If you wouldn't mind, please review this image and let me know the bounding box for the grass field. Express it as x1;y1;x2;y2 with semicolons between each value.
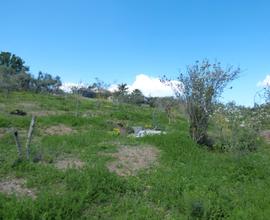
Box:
1;92;270;219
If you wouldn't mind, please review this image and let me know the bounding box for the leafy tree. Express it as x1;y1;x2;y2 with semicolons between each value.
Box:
263;86;270;104
0;66;17;94
117;83;129;95
76;86;97;98
112;83;129;103
16;71;34;91
129;89;145;105
88;78;111;99
0;51;62;94
0;51;29;72
34;71;62;93
163;59;240;145
0;52;33;93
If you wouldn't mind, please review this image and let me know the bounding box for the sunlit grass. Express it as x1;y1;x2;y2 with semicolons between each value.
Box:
0;92;270;219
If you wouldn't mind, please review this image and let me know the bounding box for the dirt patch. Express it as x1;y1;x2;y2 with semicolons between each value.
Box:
16;102;41;112
0;103;6;111
54;158;85;170
44;124;74;136
30;110;67;117
107;145;159;176
0;178;36;199
260;130;270;142
18;102;40;109
0;128;6;139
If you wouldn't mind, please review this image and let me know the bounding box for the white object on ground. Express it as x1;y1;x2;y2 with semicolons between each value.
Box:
135;129;166;137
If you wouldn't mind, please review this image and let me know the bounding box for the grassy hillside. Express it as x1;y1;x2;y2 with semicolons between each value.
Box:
0;92;270;219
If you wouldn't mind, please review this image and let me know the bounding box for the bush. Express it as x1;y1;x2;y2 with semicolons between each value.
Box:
162;59;240;146
211;103;261;152
190;201;204;219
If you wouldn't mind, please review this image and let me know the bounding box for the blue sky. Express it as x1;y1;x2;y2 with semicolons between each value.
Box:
1;0;270;106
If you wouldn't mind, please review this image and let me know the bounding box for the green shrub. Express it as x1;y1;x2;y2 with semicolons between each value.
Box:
210;105;261;152
190;201;204;219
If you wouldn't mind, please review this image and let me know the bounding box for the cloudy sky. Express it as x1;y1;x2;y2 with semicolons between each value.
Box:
1;0;270;106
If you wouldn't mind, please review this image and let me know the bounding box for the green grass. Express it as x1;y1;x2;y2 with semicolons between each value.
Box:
1;92;270;219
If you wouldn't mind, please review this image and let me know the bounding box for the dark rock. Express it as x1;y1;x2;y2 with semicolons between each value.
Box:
10;109;27;116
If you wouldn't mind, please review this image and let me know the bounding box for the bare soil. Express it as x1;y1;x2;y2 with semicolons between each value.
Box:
0;178;36;199
30;111;59;117
0;128;6;139
260;130;270;142
44;124;74;136
18;102;40;110
107;145;159;176
0;103;6;111
54;158;85;170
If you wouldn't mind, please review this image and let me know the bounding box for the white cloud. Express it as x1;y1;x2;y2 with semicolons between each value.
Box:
60;82;87;93
108;84;118;92
109;74;181;97
257;75;270;87
61;74;182;97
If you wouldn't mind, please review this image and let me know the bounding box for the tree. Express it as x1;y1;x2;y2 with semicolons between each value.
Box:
34;71;62;93
129;89;145;105
263;86;270;104
0;66;18;94
117;83;129;95
0;52;33;93
89;78;111;99
0;51;29;72
112;83;129;103
163;59;240;145
0;51;62;94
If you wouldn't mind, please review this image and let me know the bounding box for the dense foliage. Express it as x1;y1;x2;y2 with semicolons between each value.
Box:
0;52;62;94
210;102;263;152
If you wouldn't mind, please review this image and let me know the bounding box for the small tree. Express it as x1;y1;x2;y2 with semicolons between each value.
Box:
129;89;145;105
164;60;240;145
113;83;129;103
34;71;62;93
89;78;110;99
117;83;128;95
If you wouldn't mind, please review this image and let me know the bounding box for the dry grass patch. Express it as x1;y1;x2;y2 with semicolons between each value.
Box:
0;103;5;111
30;110;58;117
260;130;270;142
54;157;85;170
107;145;159;176
16;102;41;111
0;178;36;199
44;124;74;136
0;128;6;139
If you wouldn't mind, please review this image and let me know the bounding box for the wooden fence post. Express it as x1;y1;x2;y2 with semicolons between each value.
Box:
25;116;36;160
13;130;22;160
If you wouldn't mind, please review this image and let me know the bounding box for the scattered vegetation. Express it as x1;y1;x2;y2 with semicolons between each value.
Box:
0;91;270;219
1;52;270;219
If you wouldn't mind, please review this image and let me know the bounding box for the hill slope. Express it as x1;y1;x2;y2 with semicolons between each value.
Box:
0;92;270;219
